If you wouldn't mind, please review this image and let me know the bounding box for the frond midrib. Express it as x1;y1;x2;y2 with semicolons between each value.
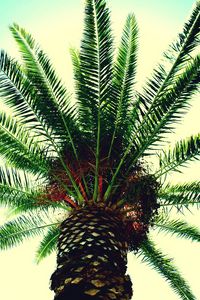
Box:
128;58;200;168
155;133;200;178
108;15;136;159
36;230;59;262
93;0;102;201
0;113;48;173
1;222;59;240
143;5;200;114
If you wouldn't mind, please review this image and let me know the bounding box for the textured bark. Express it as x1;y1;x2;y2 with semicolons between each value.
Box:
50;203;133;300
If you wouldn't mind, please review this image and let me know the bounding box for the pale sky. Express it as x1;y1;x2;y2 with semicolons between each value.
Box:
0;1;200;300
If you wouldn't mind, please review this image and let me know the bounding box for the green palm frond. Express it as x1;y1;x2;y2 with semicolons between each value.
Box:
131;1;200;125
70;46;99;151
153;215;200;242
159;194;200;210
70;47;81;107
0;1;199;298
8;25;88;202
107;13;138;157
124;1;200;161
161;181;200;194
0;50;58;150
140;238;196;300
155;133;200;178
78;0;113;131
0;164;33;187
158;181;200;210
0;111;49;175
163;1;200;68
0;168;71;215
0;164;38;209
128;55;200;162
9;23;80;153
35;226;60;263
0;214;59;250
104;56;200;200
70;47;95;137
0;165;68;215
78;0;113;200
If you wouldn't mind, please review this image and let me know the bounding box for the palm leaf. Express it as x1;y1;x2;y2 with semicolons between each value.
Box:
35;226;59;263
0;167;67;216
0;53;84;201
0;164;33;187
9;24;82;160
107;13;138;157
79;0;113;200
131;1;200;127
70;47;95;137
162;181;200;193
154;215;200;242
155;133;200;177
0;111;49;175
0;165;39;209
70;47;82;118
78;0;113;129
9;25;86;200
0;50;58;150
104;56;200;200
128;55;200;161
163;1;200;69
0;214;59;250
140;238;196;300
124;2;200;161
158;181;200;210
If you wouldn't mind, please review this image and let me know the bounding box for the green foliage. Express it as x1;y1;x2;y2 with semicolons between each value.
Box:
0;0;199;203
107;14;138;157
127;55;200;164
78;0;113;133
0;50;58;151
0;165;68;216
78;0;114;200
0;111;49;175
7;24;85;191
0;213;59;250
131;0;200;127
163;181;200;194
0;165;39;211
9;23;78;148
156;133;200;177
140;238;196;300
36;226;60;263
124;0;200;166
0;1;199;298
158;181;200;210
154;215;200;242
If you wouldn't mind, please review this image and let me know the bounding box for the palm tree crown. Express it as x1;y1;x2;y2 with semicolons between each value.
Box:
0;0;200;299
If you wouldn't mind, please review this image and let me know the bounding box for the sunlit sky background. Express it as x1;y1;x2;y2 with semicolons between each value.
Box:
0;0;200;299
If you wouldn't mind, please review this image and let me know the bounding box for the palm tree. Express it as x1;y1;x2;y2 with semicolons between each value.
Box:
0;0;200;299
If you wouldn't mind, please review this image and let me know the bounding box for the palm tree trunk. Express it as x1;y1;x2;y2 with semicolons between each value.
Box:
50;203;133;300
